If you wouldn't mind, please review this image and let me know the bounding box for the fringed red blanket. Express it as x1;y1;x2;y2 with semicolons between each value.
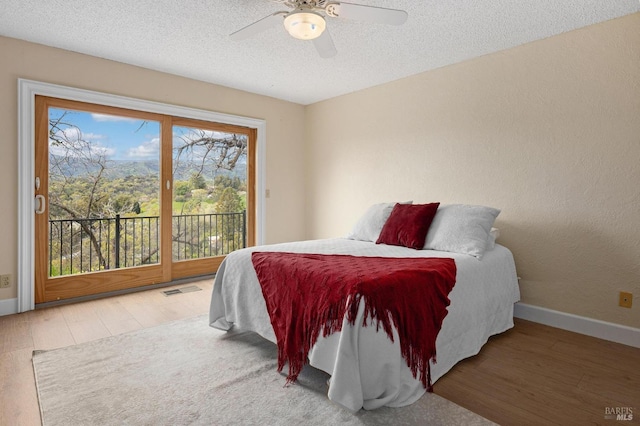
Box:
251;252;457;391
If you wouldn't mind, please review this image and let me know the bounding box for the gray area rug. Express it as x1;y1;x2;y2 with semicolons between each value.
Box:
33;315;495;425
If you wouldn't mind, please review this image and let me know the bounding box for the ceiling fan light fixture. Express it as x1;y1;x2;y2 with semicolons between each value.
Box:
283;11;326;40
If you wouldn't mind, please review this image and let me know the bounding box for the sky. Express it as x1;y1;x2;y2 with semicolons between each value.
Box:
49;108;161;161
48;107;249;174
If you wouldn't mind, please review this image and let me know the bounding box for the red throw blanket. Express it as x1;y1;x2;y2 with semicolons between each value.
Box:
251;252;457;391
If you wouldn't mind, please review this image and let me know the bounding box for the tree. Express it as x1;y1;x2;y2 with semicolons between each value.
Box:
48;112;114;270
173;181;191;202
211;175;247;203
48;111;249;273
215;187;244;245
189;172;207;190
48;113;160;273
173;129;247;178
216;187;243;214
132;201;141;215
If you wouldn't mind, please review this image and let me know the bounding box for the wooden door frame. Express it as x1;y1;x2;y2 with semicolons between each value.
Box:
17;79;266;313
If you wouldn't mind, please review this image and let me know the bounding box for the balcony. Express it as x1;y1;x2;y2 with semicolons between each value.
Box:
48;211;246;277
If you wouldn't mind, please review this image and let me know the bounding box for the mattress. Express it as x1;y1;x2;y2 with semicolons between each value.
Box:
209;238;520;412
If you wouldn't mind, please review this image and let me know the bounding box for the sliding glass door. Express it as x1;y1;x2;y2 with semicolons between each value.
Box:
34;96;255;303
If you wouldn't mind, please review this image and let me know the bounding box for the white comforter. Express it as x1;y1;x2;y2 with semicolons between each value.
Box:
209;238;520;412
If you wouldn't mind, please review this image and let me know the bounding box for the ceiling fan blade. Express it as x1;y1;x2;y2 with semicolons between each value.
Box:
313;29;337;58
328;3;408;25
230;12;287;41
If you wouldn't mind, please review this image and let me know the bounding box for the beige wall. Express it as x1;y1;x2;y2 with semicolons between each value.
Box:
0;36;306;302
304;14;640;328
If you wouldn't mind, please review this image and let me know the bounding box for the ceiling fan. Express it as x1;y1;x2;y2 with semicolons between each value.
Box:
230;0;408;58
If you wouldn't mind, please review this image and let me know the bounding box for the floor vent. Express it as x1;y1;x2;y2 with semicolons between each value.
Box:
162;285;202;296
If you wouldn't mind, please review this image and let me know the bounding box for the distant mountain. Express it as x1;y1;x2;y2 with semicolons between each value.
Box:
105;160;159;179
50;156;246;182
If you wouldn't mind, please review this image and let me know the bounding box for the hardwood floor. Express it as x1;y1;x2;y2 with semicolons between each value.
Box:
434;320;640;425
1;282;638;426
0;279;214;426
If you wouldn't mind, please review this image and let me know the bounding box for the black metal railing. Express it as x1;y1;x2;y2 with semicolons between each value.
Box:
172;211;246;261
48;211;246;277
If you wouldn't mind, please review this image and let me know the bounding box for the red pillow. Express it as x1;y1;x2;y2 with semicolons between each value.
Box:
376;203;440;249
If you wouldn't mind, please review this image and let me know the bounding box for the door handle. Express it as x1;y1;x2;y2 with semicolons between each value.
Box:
34;194;46;215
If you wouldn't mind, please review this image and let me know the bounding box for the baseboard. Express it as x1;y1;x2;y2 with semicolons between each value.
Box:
514;302;640;349
4;296;638;348
0;298;19;316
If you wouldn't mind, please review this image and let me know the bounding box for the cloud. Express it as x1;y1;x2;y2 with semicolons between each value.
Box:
91;113;140;123
51;127;105;142
49;128;114;157
82;132;107;141
49;142;116;158
126;137;160;159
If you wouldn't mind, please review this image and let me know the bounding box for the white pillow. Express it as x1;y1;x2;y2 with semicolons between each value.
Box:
486;227;500;251
346;202;411;242
424;204;500;259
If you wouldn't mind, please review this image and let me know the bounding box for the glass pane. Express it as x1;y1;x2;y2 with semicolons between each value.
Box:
48;108;161;277
172;125;248;260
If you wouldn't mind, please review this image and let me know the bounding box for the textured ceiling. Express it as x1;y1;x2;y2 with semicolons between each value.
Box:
1;1;638;105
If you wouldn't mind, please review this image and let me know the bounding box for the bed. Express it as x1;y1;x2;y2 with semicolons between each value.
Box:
209;203;520;412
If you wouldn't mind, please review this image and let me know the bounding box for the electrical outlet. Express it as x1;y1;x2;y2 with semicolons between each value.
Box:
619;291;633;309
0;274;10;289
